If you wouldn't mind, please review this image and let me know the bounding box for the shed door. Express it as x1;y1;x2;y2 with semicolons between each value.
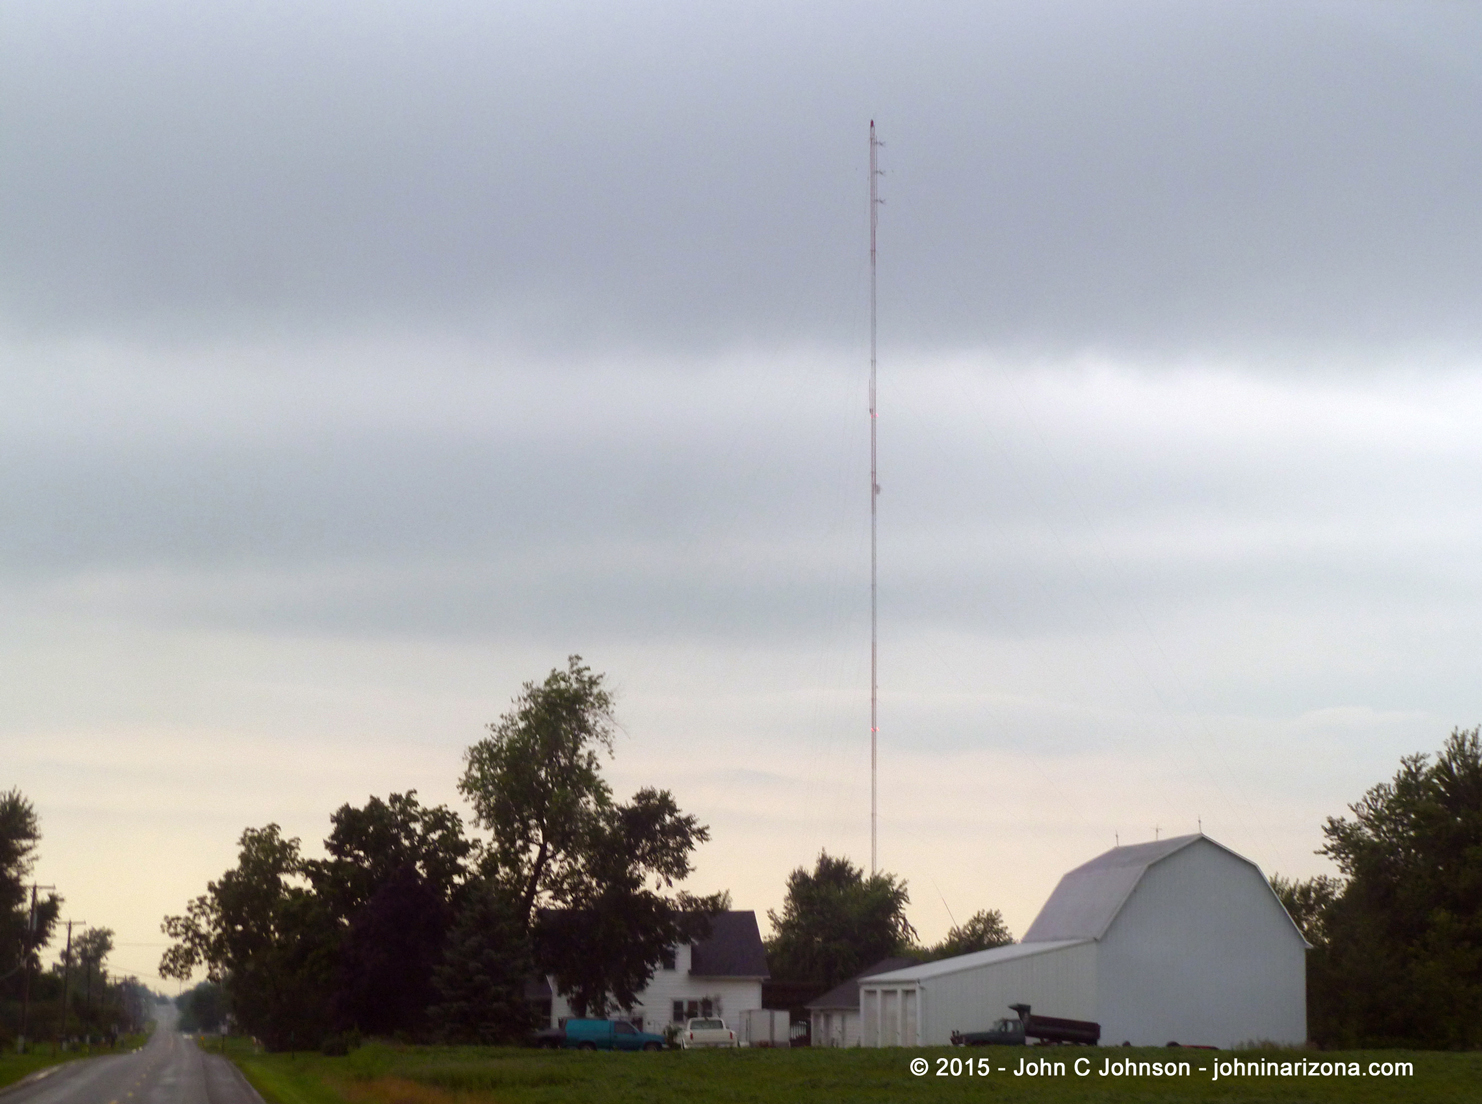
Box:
903;989;918;1046
882;989;899;1046
863;989;879;1047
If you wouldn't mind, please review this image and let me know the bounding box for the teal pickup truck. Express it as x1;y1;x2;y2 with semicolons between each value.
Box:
543;1018;667;1051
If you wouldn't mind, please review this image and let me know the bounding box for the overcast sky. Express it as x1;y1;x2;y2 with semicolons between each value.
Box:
6;0;1482;985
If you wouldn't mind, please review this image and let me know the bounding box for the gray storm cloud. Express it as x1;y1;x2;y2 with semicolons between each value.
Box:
12;0;1482;964
4;1;1482;353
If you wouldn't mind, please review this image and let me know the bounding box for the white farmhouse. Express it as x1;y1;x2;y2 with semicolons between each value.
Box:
859;835;1308;1048
544;911;769;1034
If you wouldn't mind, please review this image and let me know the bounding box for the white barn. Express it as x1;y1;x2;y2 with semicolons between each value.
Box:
860;835;1308;1048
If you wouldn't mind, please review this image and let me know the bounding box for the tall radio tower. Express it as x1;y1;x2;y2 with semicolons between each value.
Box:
869;120;880;875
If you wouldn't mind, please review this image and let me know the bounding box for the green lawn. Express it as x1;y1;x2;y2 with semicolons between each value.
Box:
0;1048;79;1091
0;1032;151;1090
232;1042;1482;1104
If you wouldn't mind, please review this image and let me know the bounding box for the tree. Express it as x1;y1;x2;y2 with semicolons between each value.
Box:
1;790;41;933
176;980;227;1032
459;657;617;925
333;863;448;1037
160;825;339;1050
925;909;1014;960
1268;873;1341;949
460;658;725;1015
535;789;728;1016
1304;727;1482;1048
765;851;916;989
430;882;536;1043
308;791;473;921
304;792;473;1040
1;789;60;984
74;926;114;1030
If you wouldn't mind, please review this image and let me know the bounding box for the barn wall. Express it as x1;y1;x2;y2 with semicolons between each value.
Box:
919;940;1097;1045
861;941;1097;1046
1095;840;1307;1047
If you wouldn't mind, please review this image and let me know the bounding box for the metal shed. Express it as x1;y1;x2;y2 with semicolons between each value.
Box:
860;834;1308;1048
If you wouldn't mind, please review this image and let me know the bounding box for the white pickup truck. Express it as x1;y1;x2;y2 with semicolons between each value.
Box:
679;1017;738;1048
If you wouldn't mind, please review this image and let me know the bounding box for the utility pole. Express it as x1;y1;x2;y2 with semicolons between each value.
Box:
59;919;84;1047
17;883;56;1053
869;119;882;874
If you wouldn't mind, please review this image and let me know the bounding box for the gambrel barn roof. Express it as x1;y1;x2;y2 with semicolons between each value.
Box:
1021;833;1309;946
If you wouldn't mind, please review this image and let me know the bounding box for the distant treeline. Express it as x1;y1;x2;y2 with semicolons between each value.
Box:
1;788;149;1047
1272;727;1482;1049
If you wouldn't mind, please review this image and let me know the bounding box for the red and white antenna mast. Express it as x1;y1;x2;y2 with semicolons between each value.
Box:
869;120;880;875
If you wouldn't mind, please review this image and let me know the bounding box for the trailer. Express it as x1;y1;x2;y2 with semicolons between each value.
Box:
740;1008;791;1047
951;1003;1100;1047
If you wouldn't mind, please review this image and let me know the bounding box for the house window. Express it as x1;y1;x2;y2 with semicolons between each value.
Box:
685;1000;701;1019
672;1001;685;1023
660;946;676;970
700;999;714;1019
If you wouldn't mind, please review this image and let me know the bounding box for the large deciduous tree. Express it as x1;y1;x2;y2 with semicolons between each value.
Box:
538;788;728;1017
162;794;474;1046
160;825;339;1050
765;851;915;989
459;657;725;1015
1305;727;1482;1048
333;863;449;1037
459;657;618;924
1274;728;1482;1047
309;790;473;919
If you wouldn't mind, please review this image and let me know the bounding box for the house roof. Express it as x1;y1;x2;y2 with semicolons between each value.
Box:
807;956;920;1010
859;940;1092;984
690;911;769;978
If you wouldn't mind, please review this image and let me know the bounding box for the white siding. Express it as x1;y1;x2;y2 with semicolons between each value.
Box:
862;940;1096;1046
547;940;763;1032
1093;840;1307;1047
862;989;879;1046
857;835;1307;1050
860;987;921;1047
811;1009;861;1048
742;1009;791;1047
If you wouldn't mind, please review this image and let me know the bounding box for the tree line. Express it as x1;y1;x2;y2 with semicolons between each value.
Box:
159;658;726;1050
158;657;1015;1052
160;657;1479;1052
2;788;147;1049
1272;727;1482;1049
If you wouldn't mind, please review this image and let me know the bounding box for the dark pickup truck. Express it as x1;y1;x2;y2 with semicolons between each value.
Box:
951;1003;1101;1047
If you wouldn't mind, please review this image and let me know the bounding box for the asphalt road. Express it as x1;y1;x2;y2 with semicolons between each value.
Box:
3;1010;263;1104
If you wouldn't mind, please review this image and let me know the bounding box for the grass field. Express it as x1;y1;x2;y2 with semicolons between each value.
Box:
0;1033;152;1090
231;1041;1482;1104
